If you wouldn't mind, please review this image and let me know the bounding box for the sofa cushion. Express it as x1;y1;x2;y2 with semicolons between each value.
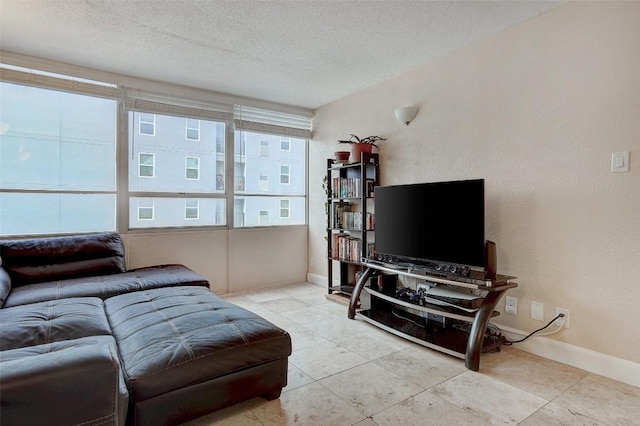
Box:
0;297;111;351
0;232;126;287
3;264;209;308
104;286;292;401
0;336;128;426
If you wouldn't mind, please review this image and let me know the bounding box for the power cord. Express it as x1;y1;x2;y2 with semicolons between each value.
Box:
502;313;565;345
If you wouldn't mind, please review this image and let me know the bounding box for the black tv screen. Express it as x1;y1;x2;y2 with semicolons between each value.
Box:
374;179;485;269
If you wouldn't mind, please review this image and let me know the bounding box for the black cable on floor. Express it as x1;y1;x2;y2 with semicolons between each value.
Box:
503;313;565;345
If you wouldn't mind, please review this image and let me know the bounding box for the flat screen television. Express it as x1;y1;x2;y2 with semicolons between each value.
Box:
373;179;485;272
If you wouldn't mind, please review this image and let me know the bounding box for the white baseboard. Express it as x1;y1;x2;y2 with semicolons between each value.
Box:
307;272;331;287
307;273;640;388
496;325;640;388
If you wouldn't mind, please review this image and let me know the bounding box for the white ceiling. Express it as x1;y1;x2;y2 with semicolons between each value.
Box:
0;1;565;110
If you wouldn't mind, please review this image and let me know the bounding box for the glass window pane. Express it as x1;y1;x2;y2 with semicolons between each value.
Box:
0;82;116;236
140;113;155;135
0;82;116;192
129;112;224;193
129;197;225;228
0;193;115;236
234;196;304;227
186;118;199;141
233;130;305;228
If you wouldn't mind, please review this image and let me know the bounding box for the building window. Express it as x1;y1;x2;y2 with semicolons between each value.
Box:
280;199;290;219
139;153;155;177
185;199;199;219
216;122;225;153
185;157;199;180
280;165;290;185
259;210;269;226
280;137;290;151
138;199;154;220
259;175;268;191
259;140;269;157
139;113;155;136
186;118;200;141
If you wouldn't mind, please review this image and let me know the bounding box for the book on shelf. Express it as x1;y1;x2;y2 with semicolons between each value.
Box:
332;234;365;263
332;177;363;198
366;179;375;198
331;206;374;231
331;202;351;229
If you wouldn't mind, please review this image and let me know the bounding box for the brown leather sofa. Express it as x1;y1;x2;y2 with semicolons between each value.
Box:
0;233;292;426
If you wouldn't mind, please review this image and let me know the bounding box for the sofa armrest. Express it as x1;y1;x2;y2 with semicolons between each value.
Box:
0;267;10;308
0;342;129;426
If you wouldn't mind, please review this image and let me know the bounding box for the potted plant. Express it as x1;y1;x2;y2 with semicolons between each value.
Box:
337;134;386;161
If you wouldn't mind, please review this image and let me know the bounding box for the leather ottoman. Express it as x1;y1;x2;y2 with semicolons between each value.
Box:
104;286;292;425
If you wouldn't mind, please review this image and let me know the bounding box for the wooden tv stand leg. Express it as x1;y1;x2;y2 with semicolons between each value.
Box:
348;267;373;319
466;289;507;371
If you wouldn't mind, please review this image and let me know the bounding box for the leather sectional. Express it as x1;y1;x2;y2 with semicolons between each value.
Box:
0;232;292;425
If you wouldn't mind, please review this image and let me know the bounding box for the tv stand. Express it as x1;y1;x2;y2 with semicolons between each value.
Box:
348;262;517;371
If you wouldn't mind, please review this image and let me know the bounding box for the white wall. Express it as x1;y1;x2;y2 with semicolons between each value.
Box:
309;2;640;364
122;226;307;295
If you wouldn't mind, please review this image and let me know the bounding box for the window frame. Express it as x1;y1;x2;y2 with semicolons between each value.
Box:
185;156;200;180
186;118;200;141
137;199;155;220
138;152;156;178
280;137;291;151
280;165;290;185
259;174;269;191
139;113;156;136
185;199;199;219
259;140;269;157
280;199;290;219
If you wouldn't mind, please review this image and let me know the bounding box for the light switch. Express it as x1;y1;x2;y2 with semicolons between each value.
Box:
611;151;629;173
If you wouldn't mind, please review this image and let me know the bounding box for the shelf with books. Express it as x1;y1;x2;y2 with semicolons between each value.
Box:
326;152;379;296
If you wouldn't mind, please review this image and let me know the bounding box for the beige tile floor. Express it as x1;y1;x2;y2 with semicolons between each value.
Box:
183;282;640;426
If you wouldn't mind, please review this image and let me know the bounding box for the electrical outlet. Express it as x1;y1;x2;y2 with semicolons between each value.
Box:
555;307;570;328
531;301;544;321
505;296;517;315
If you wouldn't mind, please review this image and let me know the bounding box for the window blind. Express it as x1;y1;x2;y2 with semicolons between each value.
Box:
0;66;121;99
234;105;312;139
123;97;233;122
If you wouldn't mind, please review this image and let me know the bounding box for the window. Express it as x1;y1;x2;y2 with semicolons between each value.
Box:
234;199;245;227
128;111;226;229
259;175;268;191
186;118;200;140
0;81;117;236
185;199;199;219
185;157;199;180
259;210;269;226
280;199;290;219
280;165;290;185
280;137;290;151
139;113;155;135
233;130;306;227
139;153;155;177
1;67;310;235
216;122;225;153
234;162;245;191
259;140;269;157
138;199;154;220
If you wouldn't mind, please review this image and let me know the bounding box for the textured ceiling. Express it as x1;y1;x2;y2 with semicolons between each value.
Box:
0;1;565;110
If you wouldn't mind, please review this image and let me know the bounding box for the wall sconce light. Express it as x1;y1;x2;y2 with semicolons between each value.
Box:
394;105;419;126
